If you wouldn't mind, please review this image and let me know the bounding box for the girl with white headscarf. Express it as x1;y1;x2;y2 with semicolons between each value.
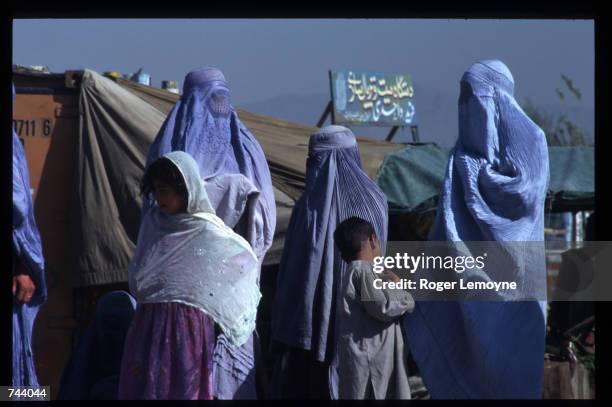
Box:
145;68;276;399
118;151;260;400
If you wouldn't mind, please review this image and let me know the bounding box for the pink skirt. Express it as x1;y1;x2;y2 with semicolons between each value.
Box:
118;302;215;399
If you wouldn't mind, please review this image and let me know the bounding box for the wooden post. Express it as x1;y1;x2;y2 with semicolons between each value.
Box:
385;126;400;142
411;125;420;142
317;100;332;128
543;361;575;399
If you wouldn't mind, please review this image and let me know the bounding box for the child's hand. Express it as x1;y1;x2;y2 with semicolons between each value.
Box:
382;270;401;283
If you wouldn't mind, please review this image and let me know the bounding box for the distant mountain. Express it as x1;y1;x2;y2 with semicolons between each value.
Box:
238;93;330;129
237;86;459;147
237;89;594;147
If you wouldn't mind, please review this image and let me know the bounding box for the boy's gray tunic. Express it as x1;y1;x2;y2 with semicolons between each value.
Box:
336;260;414;399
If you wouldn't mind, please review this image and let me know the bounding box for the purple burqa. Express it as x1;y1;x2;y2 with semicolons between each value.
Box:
12;83;47;388
270;126;389;398
402;60;549;398
144;68;276;399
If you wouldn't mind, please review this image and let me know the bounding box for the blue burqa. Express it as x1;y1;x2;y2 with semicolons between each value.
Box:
402;60;549;398
145;68;276;399
271;126;388;396
12;84;48;387
58;291;137;400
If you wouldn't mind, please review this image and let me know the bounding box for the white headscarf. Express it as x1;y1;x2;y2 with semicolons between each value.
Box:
128;151;260;346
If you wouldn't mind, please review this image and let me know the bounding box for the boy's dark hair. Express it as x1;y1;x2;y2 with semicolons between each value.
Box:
334;217;376;261
585;212;595;241
140;157;188;201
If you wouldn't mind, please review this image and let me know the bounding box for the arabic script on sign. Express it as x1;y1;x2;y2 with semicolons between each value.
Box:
347;71;414;110
331;70;418;126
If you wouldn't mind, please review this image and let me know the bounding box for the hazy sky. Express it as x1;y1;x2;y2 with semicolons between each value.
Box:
13;19;594;143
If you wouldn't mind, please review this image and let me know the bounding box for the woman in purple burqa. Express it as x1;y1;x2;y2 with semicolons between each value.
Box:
270;126;388;399
12;83;47;390
402;60;549;398
143;67;276;399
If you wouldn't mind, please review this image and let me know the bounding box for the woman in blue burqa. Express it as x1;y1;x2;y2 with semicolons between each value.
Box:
12;83;47;389
144;67;276;399
270;125;388;399
402;60;549;398
58;291;137;399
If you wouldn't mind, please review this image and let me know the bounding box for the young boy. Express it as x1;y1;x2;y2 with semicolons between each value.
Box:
333;216;414;399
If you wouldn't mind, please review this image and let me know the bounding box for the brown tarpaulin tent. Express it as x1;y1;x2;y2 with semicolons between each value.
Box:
73;69;403;285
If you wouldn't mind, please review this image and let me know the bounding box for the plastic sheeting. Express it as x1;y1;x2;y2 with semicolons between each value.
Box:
548;146;594;212
376;144;593;213
376;143;449;212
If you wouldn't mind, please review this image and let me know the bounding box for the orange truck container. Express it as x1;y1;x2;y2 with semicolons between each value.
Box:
13;68;127;399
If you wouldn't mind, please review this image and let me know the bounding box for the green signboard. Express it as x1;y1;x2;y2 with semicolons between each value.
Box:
330;70;417;127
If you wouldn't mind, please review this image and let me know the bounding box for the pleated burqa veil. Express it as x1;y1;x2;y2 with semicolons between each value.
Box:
12;83;47;388
271;126;389;372
402;60;549;398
